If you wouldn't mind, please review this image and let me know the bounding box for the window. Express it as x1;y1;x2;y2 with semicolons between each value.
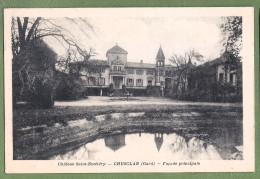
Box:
136;69;144;75
147;80;152;85
113;65;123;71
99;77;105;85
157;61;164;67
100;68;105;73
88;77;96;86
219;73;224;83
230;73;234;84
127;68;134;74
127;79;134;86
136;79;143;86
146;70;153;75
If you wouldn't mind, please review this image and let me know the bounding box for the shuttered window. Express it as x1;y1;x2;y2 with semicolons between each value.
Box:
136;79;143;86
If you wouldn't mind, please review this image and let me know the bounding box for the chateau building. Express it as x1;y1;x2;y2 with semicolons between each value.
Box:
69;44;241;101
70;44;168;96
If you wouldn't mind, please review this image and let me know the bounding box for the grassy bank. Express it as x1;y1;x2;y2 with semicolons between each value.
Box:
13;103;242;129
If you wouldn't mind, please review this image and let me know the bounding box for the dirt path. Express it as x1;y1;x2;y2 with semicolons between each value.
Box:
55;96;242;107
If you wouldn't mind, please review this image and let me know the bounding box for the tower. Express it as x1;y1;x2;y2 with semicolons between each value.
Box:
104;134;126;152
155;46;165;88
106;44;128;88
154;133;164;152
106;44;128;69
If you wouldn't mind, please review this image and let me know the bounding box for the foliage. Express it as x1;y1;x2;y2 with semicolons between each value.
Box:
218;82;236;94
220;52;242;102
146;85;160;96
168;49;204;96
122;84;126;92
219;17;243;101
12;17;94;60
68;56;106;80
166;17;242;103
180;54;241;103
108;83;114;94
12;39;56;108
29;77;55;108
55;75;86;100
220;16;242;58
11;17;95;107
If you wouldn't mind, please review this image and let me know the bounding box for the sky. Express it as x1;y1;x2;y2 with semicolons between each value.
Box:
45;16;224;65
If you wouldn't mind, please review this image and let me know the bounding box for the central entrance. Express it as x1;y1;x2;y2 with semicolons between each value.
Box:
113;76;123;89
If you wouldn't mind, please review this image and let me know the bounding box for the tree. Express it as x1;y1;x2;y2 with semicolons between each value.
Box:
11;17;95;107
168;49;204;98
219;16;243;100
12;37;57;108
220;16;242;58
12;17;94;58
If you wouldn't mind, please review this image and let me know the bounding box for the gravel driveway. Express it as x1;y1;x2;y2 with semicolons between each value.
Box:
55;96;241;107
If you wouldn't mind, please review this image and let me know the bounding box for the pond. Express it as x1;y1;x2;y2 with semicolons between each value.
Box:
50;121;243;160
13;108;243;160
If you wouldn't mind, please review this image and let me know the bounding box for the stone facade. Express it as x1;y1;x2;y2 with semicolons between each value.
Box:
71;44;167;96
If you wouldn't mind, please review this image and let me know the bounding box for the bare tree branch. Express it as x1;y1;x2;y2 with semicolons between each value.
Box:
26;17;41;42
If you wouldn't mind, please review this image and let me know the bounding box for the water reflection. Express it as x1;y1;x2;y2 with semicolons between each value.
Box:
104;134;126;152
154;133;163;152
167;134;222;160
51;117;243;160
51;130;241;160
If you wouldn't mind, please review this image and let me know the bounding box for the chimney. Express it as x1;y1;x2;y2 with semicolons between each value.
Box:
140;60;143;64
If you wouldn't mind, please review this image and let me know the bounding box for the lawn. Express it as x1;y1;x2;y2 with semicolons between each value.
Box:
13;97;242;129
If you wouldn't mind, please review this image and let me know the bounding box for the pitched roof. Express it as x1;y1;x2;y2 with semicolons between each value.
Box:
203;58;223;66
106;44;128;56
197;51;237;68
156;46;165;60
104;135;126;152
165;65;177;70
88;59;109;66
69;59;109;67
126;62;155;69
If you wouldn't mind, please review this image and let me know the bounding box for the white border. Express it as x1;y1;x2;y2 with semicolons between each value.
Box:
4;7;255;173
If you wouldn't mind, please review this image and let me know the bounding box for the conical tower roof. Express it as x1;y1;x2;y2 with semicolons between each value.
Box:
156;46;165;61
154;134;164;152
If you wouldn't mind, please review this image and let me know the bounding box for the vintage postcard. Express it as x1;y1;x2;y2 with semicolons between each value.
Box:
4;7;254;173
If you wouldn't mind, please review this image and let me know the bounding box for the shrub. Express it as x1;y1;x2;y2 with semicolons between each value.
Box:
108;83;114;94
146;85;160;96
55;75;86;100
28;76;54;108
12;39;56;108
122;84;126;92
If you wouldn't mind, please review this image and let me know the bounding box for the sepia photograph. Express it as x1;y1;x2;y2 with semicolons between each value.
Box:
4;8;254;173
